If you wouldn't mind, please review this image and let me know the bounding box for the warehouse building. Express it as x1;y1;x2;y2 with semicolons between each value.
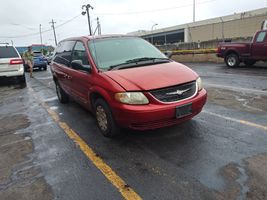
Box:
130;7;267;45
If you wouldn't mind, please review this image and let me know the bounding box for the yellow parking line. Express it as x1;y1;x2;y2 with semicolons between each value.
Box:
28;87;142;200
203;110;267;131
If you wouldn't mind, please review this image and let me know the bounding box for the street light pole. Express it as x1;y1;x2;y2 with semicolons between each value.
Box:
151;23;158;45
193;0;195;22
82;4;94;35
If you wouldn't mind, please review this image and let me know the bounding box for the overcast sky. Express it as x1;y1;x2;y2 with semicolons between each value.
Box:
0;0;266;46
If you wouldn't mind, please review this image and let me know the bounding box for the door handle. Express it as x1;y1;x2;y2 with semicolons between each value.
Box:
67;75;72;79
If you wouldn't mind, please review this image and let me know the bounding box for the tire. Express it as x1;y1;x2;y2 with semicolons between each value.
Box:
244;60;256;66
24;64;29;72
55;81;69;104
94;98;120;137
225;53;240;67
18;74;26;88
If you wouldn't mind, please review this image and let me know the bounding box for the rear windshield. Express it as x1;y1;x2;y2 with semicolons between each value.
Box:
0;46;19;58
34;52;43;57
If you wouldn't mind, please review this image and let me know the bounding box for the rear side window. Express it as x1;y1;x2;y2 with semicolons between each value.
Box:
0;46;19;58
256;32;266;43
54;41;75;66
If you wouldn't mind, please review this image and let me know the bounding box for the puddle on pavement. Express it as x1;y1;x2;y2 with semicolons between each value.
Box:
218;153;267;200
0;112;54;199
0;114;30;135
207;88;267;114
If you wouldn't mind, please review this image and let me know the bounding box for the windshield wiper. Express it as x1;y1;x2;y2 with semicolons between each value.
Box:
126;57;170;63
109;57;170;70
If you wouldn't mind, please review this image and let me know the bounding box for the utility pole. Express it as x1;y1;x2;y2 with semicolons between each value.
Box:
50;19;57;46
193;0;196;22
39;24;43;51
97;17;101;35
82;4;94;35
93;17;101;35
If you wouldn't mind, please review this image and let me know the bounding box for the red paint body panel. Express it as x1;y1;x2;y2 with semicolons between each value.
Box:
217;30;267;61
104;62;198;91
112;89;207;130
51;35;207;130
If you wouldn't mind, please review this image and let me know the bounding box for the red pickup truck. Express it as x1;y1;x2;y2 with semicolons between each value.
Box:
217;30;267;67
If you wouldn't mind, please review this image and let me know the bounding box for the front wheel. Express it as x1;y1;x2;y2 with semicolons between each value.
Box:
225;53;240;67
94;99;120;137
55;81;69;104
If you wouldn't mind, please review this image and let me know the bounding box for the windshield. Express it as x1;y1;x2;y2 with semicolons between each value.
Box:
88;37;167;70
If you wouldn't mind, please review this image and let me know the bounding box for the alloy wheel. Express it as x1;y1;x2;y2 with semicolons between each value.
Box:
96;105;108;132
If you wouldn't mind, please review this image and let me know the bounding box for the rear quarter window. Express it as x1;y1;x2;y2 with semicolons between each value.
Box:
54;41;75;67
0;46;19;58
256;32;267;43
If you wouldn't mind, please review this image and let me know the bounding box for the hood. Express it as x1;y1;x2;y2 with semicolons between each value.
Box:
104;62;198;91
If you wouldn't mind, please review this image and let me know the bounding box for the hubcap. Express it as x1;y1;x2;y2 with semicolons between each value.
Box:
96;106;108;131
228;57;236;66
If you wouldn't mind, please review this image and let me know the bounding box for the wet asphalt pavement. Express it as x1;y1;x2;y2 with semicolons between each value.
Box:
0;62;267;200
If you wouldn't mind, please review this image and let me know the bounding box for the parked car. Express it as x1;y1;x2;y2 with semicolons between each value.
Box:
0;43;26;87
24;51;48;71
50;35;207;137
217;30;267;67
46;52;55;65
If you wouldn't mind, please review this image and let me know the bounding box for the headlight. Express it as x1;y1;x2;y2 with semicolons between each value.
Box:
115;92;149;105
196;77;203;91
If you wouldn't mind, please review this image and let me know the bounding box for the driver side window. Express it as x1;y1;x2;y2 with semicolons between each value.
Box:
72;41;90;70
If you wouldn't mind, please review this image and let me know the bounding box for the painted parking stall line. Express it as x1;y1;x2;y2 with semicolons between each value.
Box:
28;86;142;200
203;110;267;131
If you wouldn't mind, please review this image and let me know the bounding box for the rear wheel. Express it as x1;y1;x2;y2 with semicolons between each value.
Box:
94;98;120;137
244;60;256;66
18;74;26;88
55;81;69;103
225;53;240;67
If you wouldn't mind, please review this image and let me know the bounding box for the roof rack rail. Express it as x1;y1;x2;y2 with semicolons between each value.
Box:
0;42;10;45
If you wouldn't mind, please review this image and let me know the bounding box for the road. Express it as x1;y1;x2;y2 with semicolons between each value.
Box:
0;62;267;200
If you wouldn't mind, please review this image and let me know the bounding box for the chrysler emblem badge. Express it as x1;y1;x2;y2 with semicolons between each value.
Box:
166;88;190;96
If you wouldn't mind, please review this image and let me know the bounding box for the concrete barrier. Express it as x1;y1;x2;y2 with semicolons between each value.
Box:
171;53;224;63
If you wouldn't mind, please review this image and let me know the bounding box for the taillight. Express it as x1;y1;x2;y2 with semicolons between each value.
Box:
10;59;23;65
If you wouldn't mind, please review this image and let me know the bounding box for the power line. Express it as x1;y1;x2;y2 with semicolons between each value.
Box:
0;14;81;39
95;0;216;16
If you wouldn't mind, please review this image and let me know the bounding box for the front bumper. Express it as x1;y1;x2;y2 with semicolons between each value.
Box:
112;89;207;130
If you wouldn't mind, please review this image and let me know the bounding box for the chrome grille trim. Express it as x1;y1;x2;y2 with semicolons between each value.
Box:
149;81;197;103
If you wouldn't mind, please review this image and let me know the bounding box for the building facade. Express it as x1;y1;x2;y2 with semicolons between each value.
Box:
131;7;267;44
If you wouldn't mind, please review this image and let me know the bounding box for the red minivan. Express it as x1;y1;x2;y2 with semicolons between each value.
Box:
51;35;207;137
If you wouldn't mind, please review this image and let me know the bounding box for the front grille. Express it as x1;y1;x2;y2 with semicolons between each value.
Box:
150;81;196;103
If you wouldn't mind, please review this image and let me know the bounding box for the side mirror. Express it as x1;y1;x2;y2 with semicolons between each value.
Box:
71;60;91;73
164;51;172;58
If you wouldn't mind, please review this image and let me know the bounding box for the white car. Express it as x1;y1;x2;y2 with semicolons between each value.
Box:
0;44;26;87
